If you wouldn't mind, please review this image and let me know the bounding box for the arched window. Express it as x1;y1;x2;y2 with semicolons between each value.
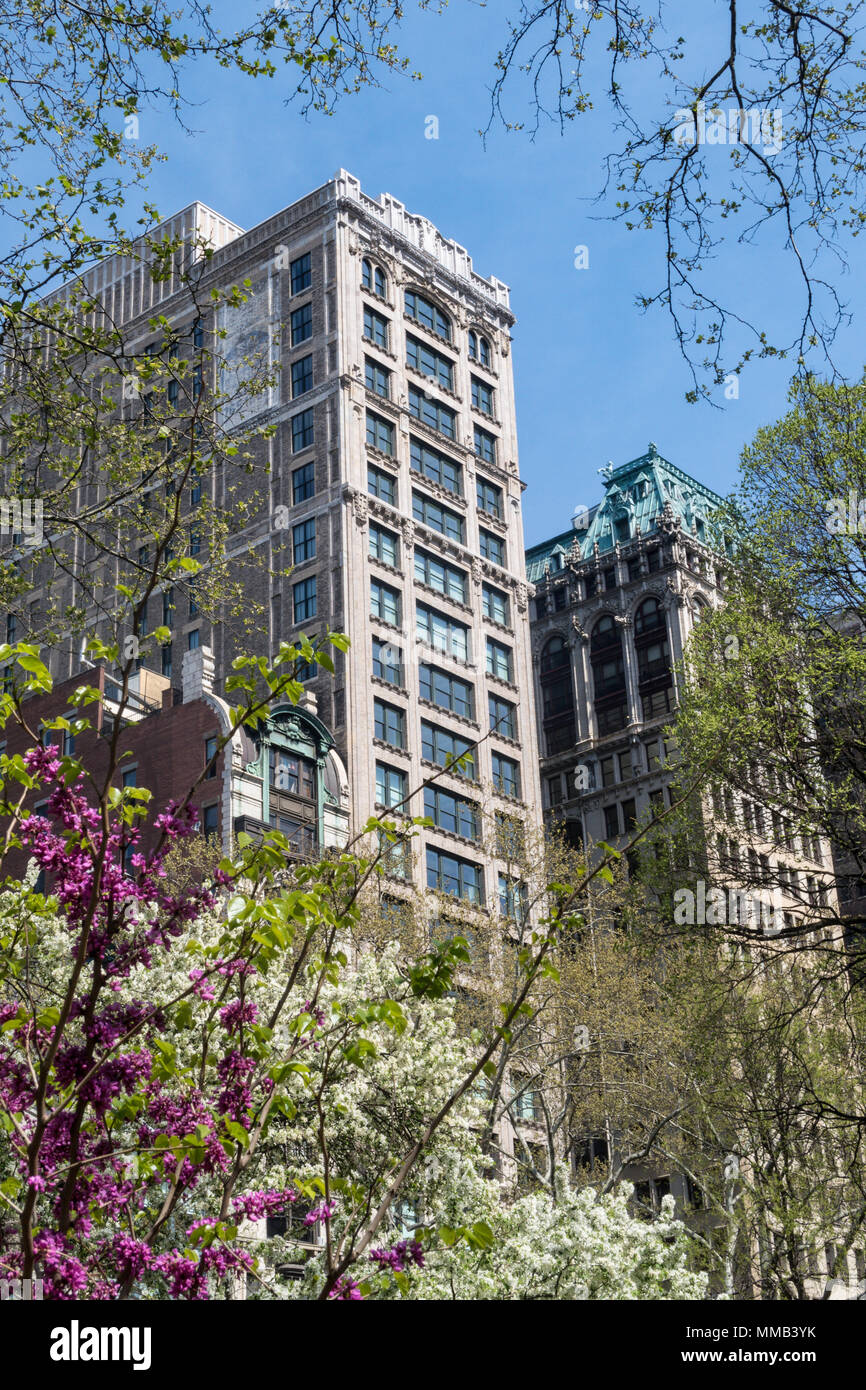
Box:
590;615;628;734
405;289;451;342
634;596;664;635
540;635;575;753
633;598;672;718
468;329;491;366
374;265;386;297
541;635;569;675
361;257;372;290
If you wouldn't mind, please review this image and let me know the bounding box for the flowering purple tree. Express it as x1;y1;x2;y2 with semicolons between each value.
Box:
0;641;603;1300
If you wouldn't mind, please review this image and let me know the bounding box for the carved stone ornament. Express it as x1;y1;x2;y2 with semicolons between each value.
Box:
353;493;369;528
401;517;415;548
515;581;528;612
571;616;590;643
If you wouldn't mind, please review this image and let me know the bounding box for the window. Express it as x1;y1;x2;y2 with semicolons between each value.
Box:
290;303;312;346
122;767;137;789
163;589;174;628
417;603;469;662
365;357;390;398
369;523;399;567
366;410;394;456
204;735;218;779
604;804;620;839
202;804;219;842
378;830;411;881
600;755;617;788
421;721;476;778
477;478;503;520
406;335;454;390
368;463;395;505
292;462;315;504
292;518;316;563
193;317;204;349
362;260;387;297
292;575;317;623
291;407;314;453
290;252;311;294
405;290;451;342
482;583;509;625
535;595;548;619
492;752;520;798
468;331;490;366
361;257;372;290
547;774;563;807
187;628;200;651
489;694;516;740
424;786;479;840
486;637;513;683
370;579;401;626
543;676;572;719
479;529;505;566
499;873;528;922
419;663;474;719
426;847;483;902
291;355;313;398
408;385;456;440
161;647;172;679
363;305;389;350
374;699;405;749
412;491;464;544
376;762;406;808
6;614;16;643
471;377;493;415
372;634;403;686
414;548;467;604
410;437;462;496
269;749;315;799
473;426;497;465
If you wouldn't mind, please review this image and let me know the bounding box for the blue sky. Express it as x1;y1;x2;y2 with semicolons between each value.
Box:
81;3;866;545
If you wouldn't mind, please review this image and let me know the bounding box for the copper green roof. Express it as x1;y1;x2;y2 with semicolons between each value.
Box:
525;444;729;584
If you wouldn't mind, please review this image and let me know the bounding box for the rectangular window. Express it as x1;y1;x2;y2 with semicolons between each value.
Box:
292;518;316;563
376;762;406;809
270;749;315;798
604;804;621;839
369;523;399;567
410;437;462;496
405;291;451;342
417;603;469;663
204;735;218;779
408;385;456;440
374;698;405;749
187;628;200;651
491;752;520;798
290;252;312;295
476;477;503;519
406;335;454;390
424;786;479;841
202;803;219;841
482;583;509;626
365;357;391;399
479;528;505;566
122;767;137;789
419;664;474;720
499;873;528;922
161;646;172;679
489;694;516;740
471;377;494;415
378;831;411;881
421;721;476;779
291;407;314;452
412;490;465;543
292;575;317;623
426;847;483;903
600;754;617;788
162;588;174;628
547;774;563;807
292;461;315;504
291;354;313;398
290;302;313;346
368;463;396;506
372;635;402;687
366;410;394;456
486;637;513;683
414;548;467;604
473;426;497;465
370;578;401;626
363;305;389;350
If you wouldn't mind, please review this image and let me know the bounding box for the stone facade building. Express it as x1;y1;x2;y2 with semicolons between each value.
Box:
4;171;542;917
